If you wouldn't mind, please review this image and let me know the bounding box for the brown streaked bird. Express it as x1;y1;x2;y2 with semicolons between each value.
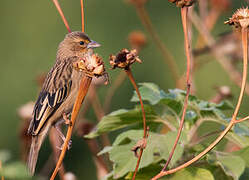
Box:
27;31;100;175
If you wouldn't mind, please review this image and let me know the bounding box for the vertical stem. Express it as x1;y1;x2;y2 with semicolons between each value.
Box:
80;0;85;32
125;69;147;180
233;27;248;120
161;7;191;171
50;76;92;180
52;0;71;33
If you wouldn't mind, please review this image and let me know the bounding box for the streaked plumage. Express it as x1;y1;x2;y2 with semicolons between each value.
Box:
27;31;100;175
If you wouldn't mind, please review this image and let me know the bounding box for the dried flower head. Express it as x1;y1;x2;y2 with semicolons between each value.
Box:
128;0;147;7
109;49;142;70
73;53;107;78
210;0;231;12
128;31;147;50
225;7;249;28
168;0;195;8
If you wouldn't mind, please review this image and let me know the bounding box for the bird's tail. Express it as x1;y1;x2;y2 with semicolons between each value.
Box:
27;134;45;175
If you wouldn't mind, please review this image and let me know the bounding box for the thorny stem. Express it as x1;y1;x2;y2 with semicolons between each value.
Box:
103;71;127;112
125;69;147;180
52;0;71;33
50;76;92;180
80;0;85;32
161;7;192;172
135;6;181;87
151;23;248;180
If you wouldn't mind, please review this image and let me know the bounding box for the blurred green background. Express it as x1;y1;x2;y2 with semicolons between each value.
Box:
0;0;248;179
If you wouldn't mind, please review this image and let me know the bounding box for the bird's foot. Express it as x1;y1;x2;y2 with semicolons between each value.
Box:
62;113;72;126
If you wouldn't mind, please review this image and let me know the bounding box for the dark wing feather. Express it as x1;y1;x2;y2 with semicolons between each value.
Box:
28;59;74;136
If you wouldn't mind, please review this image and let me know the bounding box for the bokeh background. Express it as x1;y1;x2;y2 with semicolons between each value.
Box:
0;0;248;179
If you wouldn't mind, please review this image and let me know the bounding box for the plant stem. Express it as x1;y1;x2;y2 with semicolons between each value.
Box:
161;7;191;172
125;69;147;180
52;0;71;33
80;0;85;32
50;76;92;180
151;23;248;180
135;6;180;86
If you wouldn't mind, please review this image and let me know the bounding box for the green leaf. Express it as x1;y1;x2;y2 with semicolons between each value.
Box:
85;105;158;138
234;146;249;167
131;83;166;105
108;130;186;179
168;167;214;180
0;162;31;179
208;152;245;180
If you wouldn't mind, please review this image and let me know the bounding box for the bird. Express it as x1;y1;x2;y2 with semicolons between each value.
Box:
27;31;100;175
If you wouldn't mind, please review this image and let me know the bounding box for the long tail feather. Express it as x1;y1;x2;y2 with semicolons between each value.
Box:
27;134;45;175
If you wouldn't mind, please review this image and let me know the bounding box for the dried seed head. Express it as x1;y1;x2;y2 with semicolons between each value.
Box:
128;31;147;50
168;0;195;8
225;7;249;28
128;0;147;7
73;53;107;78
210;0;231;12
109;49;142;70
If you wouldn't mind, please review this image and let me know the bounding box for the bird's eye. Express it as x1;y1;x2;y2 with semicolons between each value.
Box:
79;41;84;45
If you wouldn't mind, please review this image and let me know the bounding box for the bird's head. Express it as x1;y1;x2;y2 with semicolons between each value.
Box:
57;31;101;59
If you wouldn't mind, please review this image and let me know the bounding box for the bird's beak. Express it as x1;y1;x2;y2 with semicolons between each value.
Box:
87;40;101;49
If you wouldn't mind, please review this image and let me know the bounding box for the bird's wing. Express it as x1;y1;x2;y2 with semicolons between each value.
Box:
28;59;74;136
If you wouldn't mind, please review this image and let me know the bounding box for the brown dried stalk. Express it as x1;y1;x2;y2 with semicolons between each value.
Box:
50;76;92;180
80;0;85;32
109;49;147;180
52;0;71;33
151;8;249;180
161;6;192;172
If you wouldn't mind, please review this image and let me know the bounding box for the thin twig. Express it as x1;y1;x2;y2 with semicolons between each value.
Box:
161;7;192;172
52;0;71;33
125;69;147;180
151;17;248;180
50;76;92;180
80;0;85;32
135;6;181;87
235;115;249;123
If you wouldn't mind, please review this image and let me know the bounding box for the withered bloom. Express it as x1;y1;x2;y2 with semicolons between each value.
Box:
225;7;249;28
109;49;142;70
168;0;195;8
